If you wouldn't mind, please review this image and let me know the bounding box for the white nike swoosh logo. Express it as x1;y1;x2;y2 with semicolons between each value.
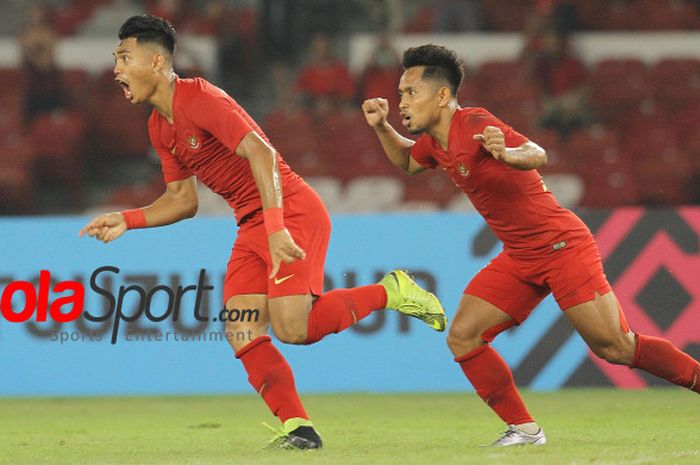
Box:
274;274;294;285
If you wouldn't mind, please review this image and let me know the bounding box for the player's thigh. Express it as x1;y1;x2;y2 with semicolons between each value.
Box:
459;252;547;327
564;290;635;364
224;293;270;352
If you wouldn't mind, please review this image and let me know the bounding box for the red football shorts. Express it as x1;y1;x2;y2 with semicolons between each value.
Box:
465;237;612;323
223;186;331;303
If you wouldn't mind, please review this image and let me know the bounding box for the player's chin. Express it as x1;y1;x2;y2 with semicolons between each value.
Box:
407;126;426;135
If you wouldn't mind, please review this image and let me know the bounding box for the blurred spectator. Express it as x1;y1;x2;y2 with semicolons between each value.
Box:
295;33;356;113
360;36;402;119
535;0;579;34
434;0;483;32
525;28;591;136
261;0;301;65
19;4;63;124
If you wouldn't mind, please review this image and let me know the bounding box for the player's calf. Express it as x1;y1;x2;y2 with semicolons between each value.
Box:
224;295;271;352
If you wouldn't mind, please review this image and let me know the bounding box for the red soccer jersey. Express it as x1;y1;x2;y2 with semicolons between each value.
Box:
148;77;307;223
410;107;589;257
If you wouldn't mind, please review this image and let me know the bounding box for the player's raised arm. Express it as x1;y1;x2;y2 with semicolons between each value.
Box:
473;125;547;170
79;176;198;243
362;98;425;175
235;131;306;278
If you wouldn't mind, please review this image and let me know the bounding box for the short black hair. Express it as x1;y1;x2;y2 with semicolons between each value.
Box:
118;14;176;57
402;44;464;96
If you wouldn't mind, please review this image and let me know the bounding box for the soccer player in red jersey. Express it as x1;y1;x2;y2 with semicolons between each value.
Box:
80;16;447;449
363;44;700;446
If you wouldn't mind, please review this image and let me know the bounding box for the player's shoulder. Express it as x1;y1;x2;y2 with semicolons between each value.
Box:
459;106;496;121
176;76;236;109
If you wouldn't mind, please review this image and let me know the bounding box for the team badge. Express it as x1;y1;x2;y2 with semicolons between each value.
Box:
457;163;470;177
187;135;201;150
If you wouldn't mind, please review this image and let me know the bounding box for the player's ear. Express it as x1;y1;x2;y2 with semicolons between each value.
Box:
437;86;451;107
152;51;170;73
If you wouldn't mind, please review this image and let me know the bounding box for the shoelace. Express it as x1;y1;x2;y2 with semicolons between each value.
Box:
262;422;293;449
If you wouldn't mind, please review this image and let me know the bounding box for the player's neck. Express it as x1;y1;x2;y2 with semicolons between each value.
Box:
428;103;458;150
150;72;177;124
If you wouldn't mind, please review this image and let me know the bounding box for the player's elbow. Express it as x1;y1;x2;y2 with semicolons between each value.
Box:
179;194;198;218
184;199;198;218
538;149;548;168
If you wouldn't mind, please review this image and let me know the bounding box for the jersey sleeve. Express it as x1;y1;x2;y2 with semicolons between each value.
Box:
469;108;529;147
185;85;254;154
148;120;194;184
409;134;438;169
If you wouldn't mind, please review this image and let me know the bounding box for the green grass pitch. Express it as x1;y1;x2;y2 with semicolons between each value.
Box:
1;389;698;465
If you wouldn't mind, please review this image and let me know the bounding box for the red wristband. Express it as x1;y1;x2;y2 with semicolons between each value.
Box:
263;207;285;236
121;209;147;230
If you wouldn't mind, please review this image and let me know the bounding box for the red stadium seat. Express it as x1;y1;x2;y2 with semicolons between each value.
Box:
87;75;151;159
648;59;700;111
639;0;698;30
61;68;92;110
0;133;36;213
590;60;651;122
263;108;328;177
0;93;24;134
0;68;26;100
30;111;87;206
402;170;457;207
565;128;639;207
318;109;393;180
480;0;531;31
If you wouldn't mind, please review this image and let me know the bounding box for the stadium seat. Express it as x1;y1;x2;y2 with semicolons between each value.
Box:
61;68;92;110
480;0;531;30
0;133;36;213
30;111;87;207
402;170;459;207
446;194;477;213
264;108;328;177
649;59;700;111
0;68;26;100
590;60;651;122
343;176;404;212
394;200;440;212
565;127;638;207
0;93;24;134
87;74;151;159
639;0;697;30
541;173;584;208
304;176;344;213
318;109;392;179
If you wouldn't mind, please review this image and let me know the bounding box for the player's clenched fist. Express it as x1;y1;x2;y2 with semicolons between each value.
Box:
79;212;128;243
362;98;389;129
268;229;307;279
473;125;507;161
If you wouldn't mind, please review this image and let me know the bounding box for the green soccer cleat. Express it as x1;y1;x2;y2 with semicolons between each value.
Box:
264;418;323;451
378;270;447;331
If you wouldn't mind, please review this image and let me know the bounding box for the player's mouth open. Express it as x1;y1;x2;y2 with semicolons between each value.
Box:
401;114;412;126
116;79;132;100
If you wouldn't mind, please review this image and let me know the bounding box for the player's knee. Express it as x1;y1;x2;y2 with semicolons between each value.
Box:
270;312;308;345
446;324;482;355
272;325;307;345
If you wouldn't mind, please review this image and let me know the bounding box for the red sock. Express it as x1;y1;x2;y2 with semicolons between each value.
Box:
235;336;309;421
631;334;700;393
456;344;534;425
305;285;387;344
